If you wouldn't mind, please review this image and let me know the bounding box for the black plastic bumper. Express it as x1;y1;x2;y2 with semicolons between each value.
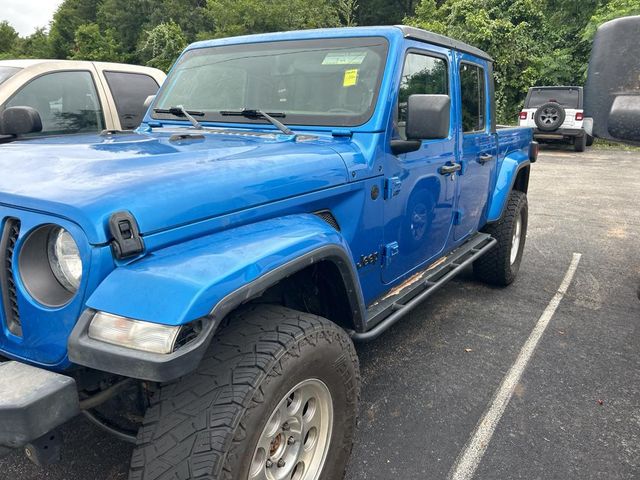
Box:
533;128;584;140
0;361;79;449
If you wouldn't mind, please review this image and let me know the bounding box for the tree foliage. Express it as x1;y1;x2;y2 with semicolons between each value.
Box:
1;0;638;118
138;21;187;71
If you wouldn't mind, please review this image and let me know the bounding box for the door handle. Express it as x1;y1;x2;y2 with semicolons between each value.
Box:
478;153;494;164
439;163;462;175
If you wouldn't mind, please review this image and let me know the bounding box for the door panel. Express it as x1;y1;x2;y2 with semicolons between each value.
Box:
454;58;496;241
382;47;457;284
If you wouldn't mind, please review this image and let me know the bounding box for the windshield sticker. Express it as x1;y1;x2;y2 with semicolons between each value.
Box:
343;69;359;87
322;52;367;65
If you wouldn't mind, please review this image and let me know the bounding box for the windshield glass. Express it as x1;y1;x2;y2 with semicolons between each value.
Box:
528;88;580;108
0;66;21;85
153;37;389;127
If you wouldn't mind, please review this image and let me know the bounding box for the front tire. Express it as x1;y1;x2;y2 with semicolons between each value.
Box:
473;190;528;286
129;305;360;480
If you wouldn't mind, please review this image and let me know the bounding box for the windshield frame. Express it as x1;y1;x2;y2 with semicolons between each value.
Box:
151;37;390;128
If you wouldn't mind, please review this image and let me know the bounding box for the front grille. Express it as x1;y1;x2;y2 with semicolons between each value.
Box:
0;218;22;336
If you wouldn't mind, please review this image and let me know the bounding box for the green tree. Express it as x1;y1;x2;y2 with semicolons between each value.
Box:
0;21;19;54
49;0;101;58
205;0;341;38
16;28;53;58
138;21;187;71
97;0;152;62
338;0;359;26
409;0;554;122
70;22;121;61
583;0;640;41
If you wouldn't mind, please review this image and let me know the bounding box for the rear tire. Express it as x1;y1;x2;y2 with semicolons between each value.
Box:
574;134;587;152
129;305;360;480
474;191;528;286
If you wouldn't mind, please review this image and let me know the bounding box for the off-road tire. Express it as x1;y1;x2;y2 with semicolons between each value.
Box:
473;191;528;286
128;305;360;480
574;134;587;152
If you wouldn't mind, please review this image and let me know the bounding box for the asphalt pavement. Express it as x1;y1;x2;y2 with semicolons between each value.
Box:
2;146;639;480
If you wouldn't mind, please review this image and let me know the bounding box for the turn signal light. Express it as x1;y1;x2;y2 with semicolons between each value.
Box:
519;111;528;120
575;112;584;121
88;311;181;354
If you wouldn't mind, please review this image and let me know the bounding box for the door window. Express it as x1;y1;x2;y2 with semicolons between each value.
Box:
6;71;105;136
104;71;160;130
459;63;486;133
398;52;448;139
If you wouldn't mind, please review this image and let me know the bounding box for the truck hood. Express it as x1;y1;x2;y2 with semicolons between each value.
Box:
0;130;350;244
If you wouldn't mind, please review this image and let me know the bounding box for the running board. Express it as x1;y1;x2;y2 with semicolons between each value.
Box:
351;233;496;342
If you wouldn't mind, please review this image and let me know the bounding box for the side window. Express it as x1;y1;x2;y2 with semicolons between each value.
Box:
459;63;486;133
6;71;105;136
104;71;160;130
398;52;448;140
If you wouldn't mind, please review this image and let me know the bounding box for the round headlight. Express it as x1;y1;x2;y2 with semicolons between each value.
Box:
19;224;83;307
47;228;82;292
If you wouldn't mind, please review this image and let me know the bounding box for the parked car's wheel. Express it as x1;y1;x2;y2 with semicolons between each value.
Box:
534;102;566;131
586;134;594;147
574;134;587;152
474;190;528;286
129;305;359;480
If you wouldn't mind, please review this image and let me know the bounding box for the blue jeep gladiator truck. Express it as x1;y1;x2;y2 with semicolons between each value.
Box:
0;26;535;479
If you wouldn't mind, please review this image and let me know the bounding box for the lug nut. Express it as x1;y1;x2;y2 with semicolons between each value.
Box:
277;459;286;468
287;436;295;445
266;459;273;468
282;422;290;431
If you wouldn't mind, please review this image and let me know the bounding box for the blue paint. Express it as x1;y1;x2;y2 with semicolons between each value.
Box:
0;26;532;370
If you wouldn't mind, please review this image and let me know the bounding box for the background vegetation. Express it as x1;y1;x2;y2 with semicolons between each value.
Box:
1;0;638;122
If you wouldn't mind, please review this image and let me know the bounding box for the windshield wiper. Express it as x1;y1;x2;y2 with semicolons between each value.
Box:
220;109;294;136
154;105;204;129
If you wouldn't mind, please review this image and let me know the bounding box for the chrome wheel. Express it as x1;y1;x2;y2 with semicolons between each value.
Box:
510;212;522;265
249;379;333;480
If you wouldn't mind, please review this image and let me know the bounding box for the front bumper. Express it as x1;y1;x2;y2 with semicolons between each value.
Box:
0;361;79;449
533;128;584;141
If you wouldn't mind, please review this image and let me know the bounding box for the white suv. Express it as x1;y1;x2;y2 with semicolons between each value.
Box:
519;86;593;152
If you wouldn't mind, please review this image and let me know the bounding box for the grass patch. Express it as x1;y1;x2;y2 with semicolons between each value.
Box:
592;138;640;151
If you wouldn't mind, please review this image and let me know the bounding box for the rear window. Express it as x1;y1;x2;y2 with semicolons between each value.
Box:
0;66;21;85
527;88;580;108
104;71;160;130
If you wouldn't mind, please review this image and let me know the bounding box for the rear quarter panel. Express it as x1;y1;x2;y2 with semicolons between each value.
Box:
486;127;532;222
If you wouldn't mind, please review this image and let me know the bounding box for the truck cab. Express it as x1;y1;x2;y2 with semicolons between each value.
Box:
0;26;535;480
0;59;165;142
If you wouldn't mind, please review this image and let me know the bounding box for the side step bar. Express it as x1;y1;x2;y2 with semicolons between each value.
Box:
351;233;496;342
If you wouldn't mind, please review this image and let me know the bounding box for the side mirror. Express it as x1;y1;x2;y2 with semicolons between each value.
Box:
143;95;156;109
406;94;451;140
584;16;640;145
0;106;43;136
392;94;451;155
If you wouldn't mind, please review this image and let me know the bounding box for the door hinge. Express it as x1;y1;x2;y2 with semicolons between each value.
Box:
384;177;402;199
109;211;145;259
382;241;399;267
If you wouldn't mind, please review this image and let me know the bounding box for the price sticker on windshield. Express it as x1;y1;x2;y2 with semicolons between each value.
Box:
343;69;359;87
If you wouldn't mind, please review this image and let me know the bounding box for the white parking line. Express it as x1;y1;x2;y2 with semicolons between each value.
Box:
447;253;582;480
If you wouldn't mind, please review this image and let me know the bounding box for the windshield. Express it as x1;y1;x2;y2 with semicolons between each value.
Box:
0;66;21;85
528;88;581;108
153;37;389;127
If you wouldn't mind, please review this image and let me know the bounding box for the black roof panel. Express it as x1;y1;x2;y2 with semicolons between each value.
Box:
396;26;493;62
